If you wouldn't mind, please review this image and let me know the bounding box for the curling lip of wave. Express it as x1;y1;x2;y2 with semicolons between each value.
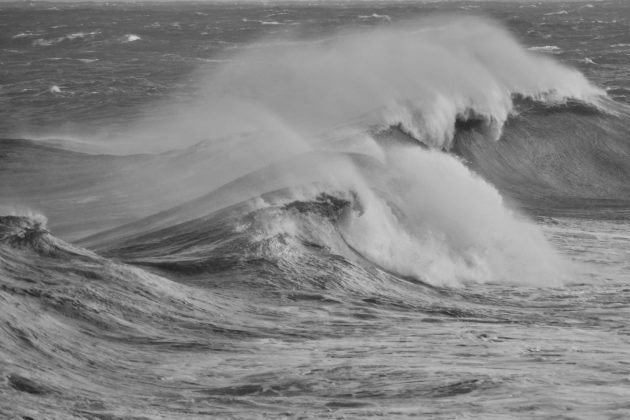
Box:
0;213;99;261
0;215;49;248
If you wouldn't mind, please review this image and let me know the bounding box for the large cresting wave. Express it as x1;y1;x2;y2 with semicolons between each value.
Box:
5;16;626;289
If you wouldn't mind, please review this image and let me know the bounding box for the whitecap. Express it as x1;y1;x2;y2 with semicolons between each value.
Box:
528;45;562;53
31;31;99;47
243;18;283;25
33;38;55;47
122;34;142;42
545;10;569;16
12;31;38;39
358;14;392;22
66;32;92;40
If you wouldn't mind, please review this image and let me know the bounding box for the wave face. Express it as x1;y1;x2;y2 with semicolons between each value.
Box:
2;4;630;419
455;99;630;206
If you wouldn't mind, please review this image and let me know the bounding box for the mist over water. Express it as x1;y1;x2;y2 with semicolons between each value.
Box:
1;2;630;419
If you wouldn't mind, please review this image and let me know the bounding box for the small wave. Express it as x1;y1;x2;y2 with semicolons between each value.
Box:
49;85;62;94
528;45;561;53
358;14;392;22
33;38;56;47
32;31;99;46
242;18;284;25
544;10;569;16
12;31;41;39
122;34;142;42
197;58;232;64
67;31;96;40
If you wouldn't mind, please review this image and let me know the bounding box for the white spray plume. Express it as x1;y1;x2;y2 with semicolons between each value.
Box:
117;15;603;154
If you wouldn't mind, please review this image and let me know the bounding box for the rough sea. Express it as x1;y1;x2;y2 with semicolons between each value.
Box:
1;1;630;419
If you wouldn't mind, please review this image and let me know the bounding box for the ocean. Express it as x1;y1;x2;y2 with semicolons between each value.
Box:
1;1;630;418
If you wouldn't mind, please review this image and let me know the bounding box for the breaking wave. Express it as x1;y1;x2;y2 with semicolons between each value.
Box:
4;15;628;293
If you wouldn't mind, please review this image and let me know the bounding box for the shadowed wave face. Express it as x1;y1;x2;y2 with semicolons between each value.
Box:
1;6;630;419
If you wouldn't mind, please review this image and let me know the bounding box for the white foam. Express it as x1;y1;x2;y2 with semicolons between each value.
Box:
528;45;561;53
359;14;392;22
122;34;141;43
544;10;569;16
12;31;38;39
243;18;283;25
341;147;568;287
32;31;99;46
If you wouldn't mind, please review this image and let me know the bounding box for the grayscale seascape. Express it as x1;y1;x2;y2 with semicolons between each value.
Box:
1;0;630;418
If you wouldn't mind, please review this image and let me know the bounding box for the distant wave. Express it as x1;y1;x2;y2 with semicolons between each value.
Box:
242;18;284;25
12;31;42;39
528;45;561;53
358;14;392;22
32;31;100;46
544;10;569;16
122;34;142;43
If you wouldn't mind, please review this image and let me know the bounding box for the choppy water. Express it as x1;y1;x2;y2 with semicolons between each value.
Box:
1;1;630;419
